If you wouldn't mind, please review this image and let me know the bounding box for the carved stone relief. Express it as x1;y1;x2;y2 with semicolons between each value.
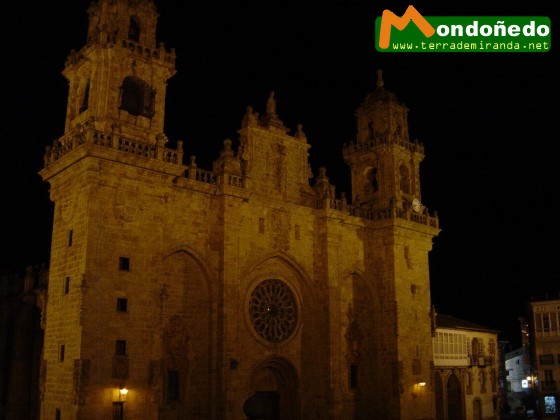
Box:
270;208;290;251
163;314;189;367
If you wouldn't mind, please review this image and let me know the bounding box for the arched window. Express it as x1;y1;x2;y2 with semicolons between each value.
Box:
79;80;90;113
128;16;140;42
471;338;483;358
363;167;379;194
399;164;411;194
120;76;156;118
368;167;378;193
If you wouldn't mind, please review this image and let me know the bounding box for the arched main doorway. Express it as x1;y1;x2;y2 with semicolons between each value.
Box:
447;374;463;420
245;357;299;420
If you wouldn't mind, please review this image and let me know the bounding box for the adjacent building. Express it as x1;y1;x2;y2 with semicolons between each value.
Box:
505;347;531;393
38;0;442;418
529;297;560;418
432;313;501;419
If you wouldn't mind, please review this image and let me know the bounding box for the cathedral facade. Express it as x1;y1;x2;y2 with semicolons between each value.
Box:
39;1;440;419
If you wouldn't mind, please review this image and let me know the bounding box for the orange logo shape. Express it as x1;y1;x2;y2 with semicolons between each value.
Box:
378;5;435;49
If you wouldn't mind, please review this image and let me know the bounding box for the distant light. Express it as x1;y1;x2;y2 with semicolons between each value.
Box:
418;382;427;387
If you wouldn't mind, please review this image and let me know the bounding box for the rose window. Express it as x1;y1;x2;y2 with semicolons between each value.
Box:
248;279;298;343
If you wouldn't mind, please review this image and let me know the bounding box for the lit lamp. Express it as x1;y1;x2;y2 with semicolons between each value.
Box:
413;381;427;398
119;387;129;401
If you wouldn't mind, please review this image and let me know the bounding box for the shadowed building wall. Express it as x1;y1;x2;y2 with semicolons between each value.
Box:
0;266;47;420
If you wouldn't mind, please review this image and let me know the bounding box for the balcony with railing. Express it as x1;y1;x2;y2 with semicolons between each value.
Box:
468;355;495;367
343;135;425;158
317;196;439;229
43;126;183;168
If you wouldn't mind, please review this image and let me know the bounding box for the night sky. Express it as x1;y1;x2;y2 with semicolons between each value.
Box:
1;0;558;349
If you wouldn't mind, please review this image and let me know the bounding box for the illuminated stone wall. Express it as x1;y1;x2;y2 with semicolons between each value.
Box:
39;1;440;419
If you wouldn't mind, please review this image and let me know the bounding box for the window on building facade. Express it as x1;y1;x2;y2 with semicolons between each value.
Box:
543;314;550;332
79;80;90;113
466;371;473;395
480;370;487;393
489;340;496;357
112;401;125;420
64;277;70;295
115;340;126;356
68;229;73;247
540;354;555;364
433;331;468;362
117;298;128;312
471;338;484;359
551;312;558;332
119;257;130;271
167;371;179;401
535;312;560;335
59;344;65;362
128;16;140;42
536;314;543;333
349;364;358;389
544;369;554;384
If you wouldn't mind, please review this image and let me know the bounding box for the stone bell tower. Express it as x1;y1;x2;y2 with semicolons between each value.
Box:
345;69;424;214
343;71;440;418
63;0;175;144
40;1;182;419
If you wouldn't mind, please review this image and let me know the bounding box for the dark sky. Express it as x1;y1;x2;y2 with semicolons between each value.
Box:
1;0;558;349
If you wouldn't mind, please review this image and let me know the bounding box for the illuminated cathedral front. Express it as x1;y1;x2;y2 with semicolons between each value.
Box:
39;1;441;418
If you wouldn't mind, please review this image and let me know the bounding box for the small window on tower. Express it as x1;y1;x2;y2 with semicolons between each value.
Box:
119;257;130;271
349;364;358;389
68;229;73;247
128;16;140;42
368;167;378;192
167;370;180;401
79;80;90;113
64;277;70;295
59;344;65;362
115;340;126;356
55;409;61;420
117;298;128;312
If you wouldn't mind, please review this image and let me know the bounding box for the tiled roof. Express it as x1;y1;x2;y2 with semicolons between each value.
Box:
436;314;501;333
